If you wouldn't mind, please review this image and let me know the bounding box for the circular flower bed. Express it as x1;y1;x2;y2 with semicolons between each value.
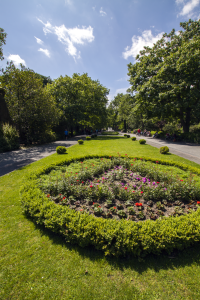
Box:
21;155;200;257
39;157;200;221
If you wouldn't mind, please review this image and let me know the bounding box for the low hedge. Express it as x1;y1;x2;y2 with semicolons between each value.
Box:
56;146;67;154
20;154;200;257
139;139;146;144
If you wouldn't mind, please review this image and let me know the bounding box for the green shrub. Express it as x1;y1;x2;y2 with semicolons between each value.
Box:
91;134;97;138
86;136;91;140
131;137;136;141
0;123;19;152
56;146;67;154
124;134;127;137
101;131;119;135
126;135;130;138
160;146;169;154
139;139;146;144
78;139;84;145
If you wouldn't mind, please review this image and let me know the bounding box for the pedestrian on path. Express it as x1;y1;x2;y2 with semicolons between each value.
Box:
64;129;68;140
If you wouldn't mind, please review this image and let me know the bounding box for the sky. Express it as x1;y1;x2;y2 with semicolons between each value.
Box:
1;0;200;101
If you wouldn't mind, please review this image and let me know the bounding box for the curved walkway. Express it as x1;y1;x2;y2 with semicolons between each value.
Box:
0;136;85;177
120;132;200;165
0;134;200;177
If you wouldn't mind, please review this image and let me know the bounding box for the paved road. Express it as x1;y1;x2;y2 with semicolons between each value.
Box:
120;132;200;165
0;136;85;177
0;133;200;177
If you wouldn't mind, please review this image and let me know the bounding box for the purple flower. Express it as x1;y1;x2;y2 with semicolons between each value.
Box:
164;188;167;190
152;182;156;185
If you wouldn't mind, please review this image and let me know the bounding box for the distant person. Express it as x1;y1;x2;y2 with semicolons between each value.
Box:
64;129;68;140
137;128;141;135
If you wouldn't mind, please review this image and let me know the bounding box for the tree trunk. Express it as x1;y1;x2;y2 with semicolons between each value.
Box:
180;106;191;133
124;120;127;132
0;88;12;125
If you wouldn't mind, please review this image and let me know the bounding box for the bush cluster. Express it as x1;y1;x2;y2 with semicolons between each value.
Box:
56;146;67;154
131;137;136;141
78;139;84;145
139;139;146;144
0;123;19;152
21;154;200;258
86;136;91;140
160;146;169;154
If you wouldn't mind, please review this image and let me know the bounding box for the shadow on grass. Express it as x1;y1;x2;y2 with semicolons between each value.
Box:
26;214;200;275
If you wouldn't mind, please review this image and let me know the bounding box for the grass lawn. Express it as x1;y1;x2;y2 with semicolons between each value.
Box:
1;136;200;300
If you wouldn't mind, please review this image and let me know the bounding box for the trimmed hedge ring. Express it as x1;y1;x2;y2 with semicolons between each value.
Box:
20;154;200;257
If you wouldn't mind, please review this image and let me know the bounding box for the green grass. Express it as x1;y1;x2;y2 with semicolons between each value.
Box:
1;136;200;299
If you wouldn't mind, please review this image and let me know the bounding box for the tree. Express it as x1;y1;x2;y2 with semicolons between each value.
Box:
0;62;60;144
49;73;109;136
127;19;200;133
0;28;7;61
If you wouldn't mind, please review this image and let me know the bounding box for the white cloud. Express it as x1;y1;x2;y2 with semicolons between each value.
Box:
37;18;94;60
100;7;107;16
34;36;43;45
117;76;129;82
176;0;200;16
7;54;26;67
65;0;72;5
92;6;95;10
122;30;164;60
116;87;130;94
38;48;50;57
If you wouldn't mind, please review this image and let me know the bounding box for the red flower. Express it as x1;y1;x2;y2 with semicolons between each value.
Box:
81;162;83;163
125;154;127;155
114;207;116;209
180;180;183;182
47;194;50;198
63;197;66;199
82;181;84;184
90;185;93;188
141;191;143;194
131;164;133;166
80;209;83;211
156;182;159;184
76;173;78;174
59;194;62;196
86;167;87;168
135;203;143;207
140;158;142;160
197;201;200;205
77;180;79;181
125;187;127;190
156;161;159;164
132;191;135;193
99;206;101;208
109;156;112;158
93;202;95;205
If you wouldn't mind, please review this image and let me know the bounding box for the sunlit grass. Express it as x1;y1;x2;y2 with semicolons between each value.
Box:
0;136;200;299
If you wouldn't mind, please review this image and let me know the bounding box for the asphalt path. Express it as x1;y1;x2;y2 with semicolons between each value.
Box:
0;133;200;177
120;132;200;165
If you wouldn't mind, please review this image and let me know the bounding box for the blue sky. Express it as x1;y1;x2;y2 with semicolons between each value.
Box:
1;0;200;101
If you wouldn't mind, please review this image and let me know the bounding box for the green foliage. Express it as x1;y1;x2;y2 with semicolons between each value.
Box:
78;139;84;144
0;27;7;60
139;139;146;144
91;134;97;138
124;134;127;137
127;19;200;133
0;62;60;144
160;146;169;154
56;146;67;154
86;136;91;140
131;136;136;141
101;131;119;135
126;135;130;138
0;123;19;152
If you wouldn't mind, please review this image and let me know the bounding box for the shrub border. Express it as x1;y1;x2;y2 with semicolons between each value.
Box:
20;154;200;257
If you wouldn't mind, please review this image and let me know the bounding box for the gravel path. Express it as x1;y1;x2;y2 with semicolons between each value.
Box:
0;133;200;177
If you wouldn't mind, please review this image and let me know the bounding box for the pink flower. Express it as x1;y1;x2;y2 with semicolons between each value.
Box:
141;191;143;194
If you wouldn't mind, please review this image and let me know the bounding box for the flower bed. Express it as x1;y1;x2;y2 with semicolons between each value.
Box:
21;155;200;257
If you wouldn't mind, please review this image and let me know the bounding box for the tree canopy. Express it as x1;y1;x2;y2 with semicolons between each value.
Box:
0;28;7;61
127;19;200;133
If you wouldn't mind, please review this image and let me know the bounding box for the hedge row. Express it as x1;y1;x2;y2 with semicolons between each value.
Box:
21;154;200;257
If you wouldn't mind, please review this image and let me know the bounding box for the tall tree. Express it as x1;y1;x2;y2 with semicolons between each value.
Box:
0;28;7;60
0;62;60;144
49;73;109;135
127;19;200;133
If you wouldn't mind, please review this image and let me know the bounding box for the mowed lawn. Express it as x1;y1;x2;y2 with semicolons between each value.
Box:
1;136;200;300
